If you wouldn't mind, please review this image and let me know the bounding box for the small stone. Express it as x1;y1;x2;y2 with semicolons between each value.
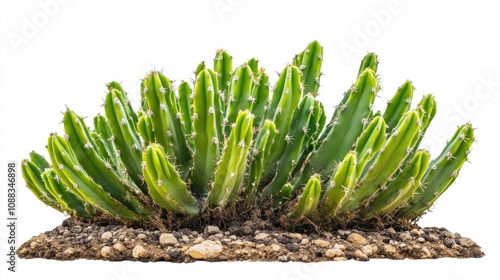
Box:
255;233;269;240
30;241;38;249
101;231;113;241
427;233;440;242
300;238;310;245
458;237;475;247
63;248;75;255
113;243;126;252
101;246;112;258
314;239;330;247
421;246;432;258
159;233;178;246
338;230;351;236
325;248;345;259
132;245;147;259
285;243;299;252
182;235;190;242
334;244;346;251
288;233;302;239
271;244;281;251
241;225;253;236
417;237;426;243
354;249;369;261
399;232;413;241
204;225;221;235
444;238;456;248
410;229;421;237
187;240;223;259
347;233;367;245
334;257;348;261
383;244;396;255
362;245;376;256
193;236;204;244
386;227;397;235
322;231;334;238
278;255;289;262
137;233;146;240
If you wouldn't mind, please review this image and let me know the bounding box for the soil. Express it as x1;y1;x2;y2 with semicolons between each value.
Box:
17;218;484;262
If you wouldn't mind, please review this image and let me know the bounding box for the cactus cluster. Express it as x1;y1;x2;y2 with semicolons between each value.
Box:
21;41;475;229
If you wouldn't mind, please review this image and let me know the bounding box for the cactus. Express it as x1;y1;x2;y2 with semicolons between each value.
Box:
20;41;476;229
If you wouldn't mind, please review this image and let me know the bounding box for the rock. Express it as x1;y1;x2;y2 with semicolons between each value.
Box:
30;241;38;249
101;246;112;258
132;245;147;259
421;246;432;258
113;243;126;252
182;235;190;242
300;238;310;245
285;243;299;252
399;232;413;241
427;233;440;242
338;230;351;236
383;244;396;255
187;240;223;259
101;231;113;241
410;229;421;237
334;244;346;251
313;239;330;247
347;233;367;245
159;233;178;246
204;225;221;235
386;227;397;235
288;233;302;239
255;233;269;240
278;255;289;262
271;244;281;251
354;249;368;261
63;248;75;256
137;233;146;240
325;248;345;259
193;236;204;244
241;225;253;236
362;245;376;256
322;231;334;238
417;237;426;243
458;237;475;247
334;257;348;261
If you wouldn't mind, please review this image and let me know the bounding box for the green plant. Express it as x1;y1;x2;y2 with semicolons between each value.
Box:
21;41;474;229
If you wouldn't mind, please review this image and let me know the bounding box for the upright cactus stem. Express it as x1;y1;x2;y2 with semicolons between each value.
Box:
142;144;200;215
249;68;270;128
224;63;254;135
191;69;222;197
141;71;191;178
208;110;254;207
289;174;321;220
397;124;474;220
177;81;194;143
213;49;233;107
383;80;414;132
295;40;323;96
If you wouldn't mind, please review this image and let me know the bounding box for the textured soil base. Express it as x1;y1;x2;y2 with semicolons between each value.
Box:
17;218;484;262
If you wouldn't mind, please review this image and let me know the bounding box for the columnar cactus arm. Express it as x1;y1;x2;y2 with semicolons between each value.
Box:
47;134;140;221
224;63;254;135
353;116;387;178
247;58;259;75
361;150;430;219
262;94;323;197
383;80;414;132
142;144;200;215
246;120;277;200
136;114;155;146
208;111;254;207
63;109;150;216
343;110;421;212
191;69;222;197
93;114;120;166
106;81;139;124
104;89;144;190
249;68;270;128
21;158;62;211
411;94;437;151
272;183;294;208
295;68;378;189
213;49;233;106
296;40;323;96
29;150;50;170
289;174;321;220
142;71;191;177
177;81;194;143
397;124;474;220
321;152;358;217
41;168;92;220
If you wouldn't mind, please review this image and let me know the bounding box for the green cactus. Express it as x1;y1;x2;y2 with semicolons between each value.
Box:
20;41;476;230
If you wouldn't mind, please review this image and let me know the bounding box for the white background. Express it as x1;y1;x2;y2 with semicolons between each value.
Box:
1;0;499;279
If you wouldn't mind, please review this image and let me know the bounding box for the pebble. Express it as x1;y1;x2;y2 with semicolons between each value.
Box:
113;243;126;252
132;245;147;258
30;241;38;249
421;246;432;258
428;233;440;242
313;239;330;247
255;233;269;240
399;232;413;241
386;227;397;235
193;236;204;244
410;229;421;237
347;233;367;245
325;248;345;258
101;246;112;258
63;248;75;255
383;244;396;255
205;225;221;235
458;237;475;247
278;255;289;262
334;244;346;251
137;233;146;240
271;244;281;251
182;235;190;242
241;226;253;236
300;238;310;245
288;233;303;239
354;249;369;261
362;245;376;256
187;240;223;259
159;233;178;246
101;231;113;241
338;230;351;236
417;237;426;243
